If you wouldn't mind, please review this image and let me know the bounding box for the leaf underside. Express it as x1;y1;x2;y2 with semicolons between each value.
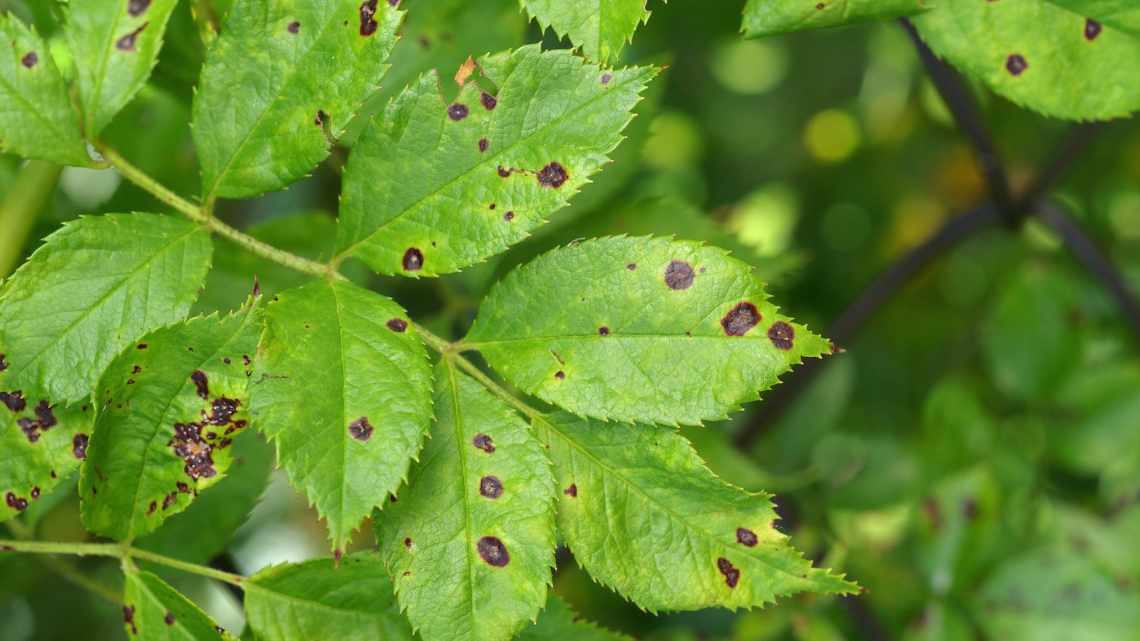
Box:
520;0;652;64
741;0;929;38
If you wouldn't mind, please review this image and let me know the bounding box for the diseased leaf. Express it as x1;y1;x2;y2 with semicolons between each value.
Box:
251;279;431;550
519;0;652;64
467;236;829;426
244;553;414;641
1046;0;1140;37
533;412;855;610
122;570;227;641
137;429;273;564
0;213;213;404
193;0;402;200
741;0;928;38
376;359;555;641
0;390;93;524
516;596;631;641
80;304;261;541
914;0;1140;120
336;45;656;277
66;0;179;136
0;13;92;166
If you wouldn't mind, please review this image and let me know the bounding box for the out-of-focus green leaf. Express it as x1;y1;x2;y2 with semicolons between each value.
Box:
122;570;226;641
520;0;652;64
468;236;829;425
516;596;631;641
742;0;928;38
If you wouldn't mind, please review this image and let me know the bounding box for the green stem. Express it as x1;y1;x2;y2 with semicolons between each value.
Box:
4;521;122;604
0;538;244;587
0;160;62;277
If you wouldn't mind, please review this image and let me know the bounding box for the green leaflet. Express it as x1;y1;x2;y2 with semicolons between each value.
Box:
466;236;829;426
0;391;93;524
0;213;213;404
519;0;651;64
974;551;1140;641
0;13;91;166
193;0;402;200
243;553;414;641
80;305;260;541
137;430;273;564
516;596;631;641
914;0;1140;120
66;0;178;136
122;570;227;641
533;412;856;611
336;45;656;277
375;359;555;641
251;279;431;550
1047;0;1140;37
741;0;929;38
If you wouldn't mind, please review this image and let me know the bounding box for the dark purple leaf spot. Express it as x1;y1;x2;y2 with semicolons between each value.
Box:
116;23;148;51
5;492;28;511
554;370;565;380
717;557;740;588
359;0;379;36
564;484;577;497
536;162;568;188
20;52;37;68
402;247;424;271
503;211;515;222
664;260;694;290
177;482;191;494
190;370;209;399
387;318;408;332
19;418;39;443
32;400;55;428
721;302;760;337
132;365;142;374
164;612;176;625
288;20;300;33
128;0;150;16
315;110;328;127
497;165;511;178
73;433;89;459
147;501;157;515
171;423;216;480
0;391;25;413
30;486;39;499
349;417;373;441
736;527;758;547
767;321;795;350
477;536;509;566
480;92;497;110
626;263;636;271
478;138;489;152
447;103;469;121
206;397;239;425
473;433;495;453
123;606;137;635
1005;54;1028;76
479;475;503;498
1085;18;1102;41
598;326;610;336
600;73;612;84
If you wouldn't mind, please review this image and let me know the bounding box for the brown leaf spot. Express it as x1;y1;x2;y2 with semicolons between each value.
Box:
598;326;610;336
348;417;373;442
20;52;37;68
387;318;408;332
447;103;469;121
116;23;148;51
137;343;148;350
767;321;794;350
123;606;137;635
1085;18;1102;41
73;433;89;459
190;370;209;399
554;370;565;380
128;0;150;16
664;260;694;290
564;484;577;497
476;536;509;566
503;211;515;222
0;391;25;413
478;138;489;152
736;527;758;547
402;247;424;271
721;302;760;337
479;475;503;498
497;165;511;178
537;162;568;188
164;612;176;625
288;20;300;33
5;492;28;511
480;92;498;110
359;0;379;36
404;537;413;548
472;433;495;453
1005;54;1028;76
717;557;740;587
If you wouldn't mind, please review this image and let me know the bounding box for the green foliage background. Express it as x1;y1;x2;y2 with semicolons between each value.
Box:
2;0;1139;640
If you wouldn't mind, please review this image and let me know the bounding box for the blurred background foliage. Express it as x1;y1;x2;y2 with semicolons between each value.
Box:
2;0;1139;640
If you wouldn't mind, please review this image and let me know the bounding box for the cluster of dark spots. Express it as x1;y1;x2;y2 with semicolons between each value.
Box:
447;103;469;121
479;91;498;111
171;422;217;479
206;397;239;425
598;326;610;336
503;211;515;222
190;371;209;399
402;247;424;271
476;536;509;566
123;606;137;635
472;433;495;453
18;418;38;442
20;52;37;68
403;537;413;548
288;20;300;34
0;391;25;412
315;110;329;127
1005;54;1028;76
1085;18;1102;41
736;527;758;547
767;321;794;350
564;484;577;497
127;0;150;16
600;73;612;84
478;138;489;152
554;370;565;380
536;162;568;188
73;433;89;459
497;165;511;178
716;557;740;588
359;0;379;36
387;318;408;332
34;400;55;426
5;492;28;512
721;302;760;337
164;612;176;625
116;23;148;51
348;417;374;441
479;475;502;498
664;260;694;290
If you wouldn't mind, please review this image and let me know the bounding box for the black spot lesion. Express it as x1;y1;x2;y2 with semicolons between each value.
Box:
348;417;373;441
73;433;89;459
598;326;610;336
564;484;577;497
1005;53;1028;76
164;612;176;625
5;492;28;512
767;321;794;350
359;0;379;36
479;475;502;498
20;52;37;68
387;318;408;332
190;371;209;399
123;605;137;635
1085;18;1102;41
736;527;758;547
314;110;329;127
115;23;149;51
472;433;495;453
0;391;25;413
127;0;151;16
716;557;740;588
288;20;301;34
0;354;7;371
536;162;568;188
478;138;489;152
476;536;509;566
721;302;760;337
480;92;497;110
447;103;469;121
402;247;424;271
664;260;694;290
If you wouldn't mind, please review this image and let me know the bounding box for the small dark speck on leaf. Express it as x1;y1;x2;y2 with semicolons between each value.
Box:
478;138;489;152
190;370;209;399
503;211;515;222
315;110;328;127
164;612;176;625
128;0;151;16
600;73;612;84
402;247;424;271
554;370;565;380
21;52;37;68
497;166;511;178
0;354;6;370
767;321;795;350
387;318;408;332
115;23;148;51
664;260;694;290
536;162;568;188
404;537;413;548
147;501;157;515
288;20;300;33
30;487;39;499
1005;54;1028;76
564;484;577;497
73;433;89;459
721;302;760;337
472;433;495;453
480;92;497;110
123;606;137;635
348;417;373;441
359;0;379;36
477;536;509;566
736;527;758;547
717;557;740;588
1085;18;1102;40
626;263;636;271
598;326;610;336
137;343;148;350
479;475;503;498
447;103;469;121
